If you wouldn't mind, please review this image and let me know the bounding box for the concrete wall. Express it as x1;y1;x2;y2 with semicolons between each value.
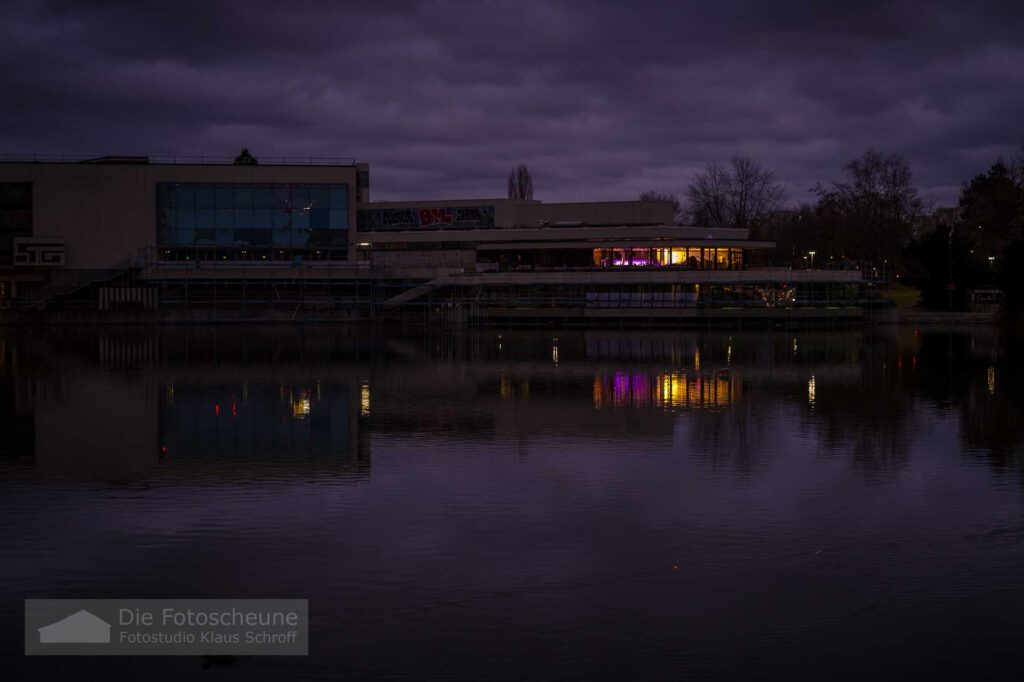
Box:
0;162;360;269
515;201;674;227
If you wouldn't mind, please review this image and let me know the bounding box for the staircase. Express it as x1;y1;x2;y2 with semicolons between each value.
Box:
380;278;446;309
20;267;129;310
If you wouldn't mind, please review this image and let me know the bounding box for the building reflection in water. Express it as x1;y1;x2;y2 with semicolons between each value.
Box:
593;370;741;411
158;378;369;477
5;325;1024;482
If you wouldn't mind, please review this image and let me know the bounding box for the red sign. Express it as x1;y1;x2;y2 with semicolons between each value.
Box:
417;208;454;226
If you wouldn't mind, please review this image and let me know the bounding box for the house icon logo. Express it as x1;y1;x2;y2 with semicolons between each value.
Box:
38;609;111;644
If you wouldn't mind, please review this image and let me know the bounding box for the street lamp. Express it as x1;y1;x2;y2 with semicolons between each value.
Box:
988;256;995;284
808;251;816;270
947;225;955;311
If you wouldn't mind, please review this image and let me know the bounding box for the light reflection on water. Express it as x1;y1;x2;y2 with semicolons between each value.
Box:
1;325;1024;680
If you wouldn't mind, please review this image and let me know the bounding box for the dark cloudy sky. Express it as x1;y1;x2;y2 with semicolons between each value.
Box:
2;1;1023;206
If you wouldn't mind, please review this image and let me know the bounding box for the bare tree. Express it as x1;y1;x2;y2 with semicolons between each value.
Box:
815;149;925;265
685;157;784;230
638;190;684;224
1011;142;1024;187
507;163;534;200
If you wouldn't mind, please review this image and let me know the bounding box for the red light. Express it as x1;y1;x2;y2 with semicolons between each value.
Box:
214;403;220;416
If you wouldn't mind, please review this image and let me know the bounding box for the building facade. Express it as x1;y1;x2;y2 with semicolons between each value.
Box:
0;156;864;322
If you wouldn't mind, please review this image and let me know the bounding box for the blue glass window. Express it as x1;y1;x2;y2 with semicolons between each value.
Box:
253;187;273;209
215;208;233;228
233;186;253;208
215;185;234;207
309;187;329;208
195;185;215;208
157;182;349;249
176;185;195;208
272;229;292;247
295;186;311;207
272;210;291;230
309;207;329;229
197;208;216;228
252;209;273;230
178;209;196;230
234;209;253;229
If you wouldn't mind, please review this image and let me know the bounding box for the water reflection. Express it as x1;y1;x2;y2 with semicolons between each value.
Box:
1;325;1023;480
592;370;740;411
3;325;1024;680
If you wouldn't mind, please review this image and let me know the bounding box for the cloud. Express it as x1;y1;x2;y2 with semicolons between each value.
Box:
1;0;1022;204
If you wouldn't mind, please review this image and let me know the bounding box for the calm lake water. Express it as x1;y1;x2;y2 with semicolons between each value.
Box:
2;325;1024;680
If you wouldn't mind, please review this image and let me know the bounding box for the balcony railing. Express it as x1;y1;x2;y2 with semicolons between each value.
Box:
0;154;358;166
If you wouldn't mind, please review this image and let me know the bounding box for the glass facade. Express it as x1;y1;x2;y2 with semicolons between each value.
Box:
592;247;744;269
157;183;349;248
0;183;32;263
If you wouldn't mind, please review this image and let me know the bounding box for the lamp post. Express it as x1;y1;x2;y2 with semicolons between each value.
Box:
947;225;955;311
988;256;995;285
808;250;816;270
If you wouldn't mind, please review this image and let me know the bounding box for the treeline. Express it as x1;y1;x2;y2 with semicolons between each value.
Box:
640;146;1024;310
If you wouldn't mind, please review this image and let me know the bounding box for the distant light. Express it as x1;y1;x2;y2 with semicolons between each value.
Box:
292;396;311;419
360;382;371;416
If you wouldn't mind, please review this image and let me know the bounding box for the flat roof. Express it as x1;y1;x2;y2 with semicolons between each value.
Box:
0;154;360;167
477;240;775;250
358;225;764;245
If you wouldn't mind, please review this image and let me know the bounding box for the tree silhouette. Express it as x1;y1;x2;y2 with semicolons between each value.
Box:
507;163;534;200
685;157;783;230
814;149;924;267
233;148;258;165
638;190;684;225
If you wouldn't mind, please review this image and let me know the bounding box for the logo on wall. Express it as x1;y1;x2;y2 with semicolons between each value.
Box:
357;205;495;232
13;238;67;266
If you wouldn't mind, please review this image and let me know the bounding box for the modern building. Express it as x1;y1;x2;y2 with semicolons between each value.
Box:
0;155;865;322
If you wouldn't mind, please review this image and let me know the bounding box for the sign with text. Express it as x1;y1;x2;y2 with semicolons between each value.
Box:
357;205;495;231
13;238;66;266
25;599;308;656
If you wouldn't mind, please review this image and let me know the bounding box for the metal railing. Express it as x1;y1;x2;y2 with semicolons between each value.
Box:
0;154;358;166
